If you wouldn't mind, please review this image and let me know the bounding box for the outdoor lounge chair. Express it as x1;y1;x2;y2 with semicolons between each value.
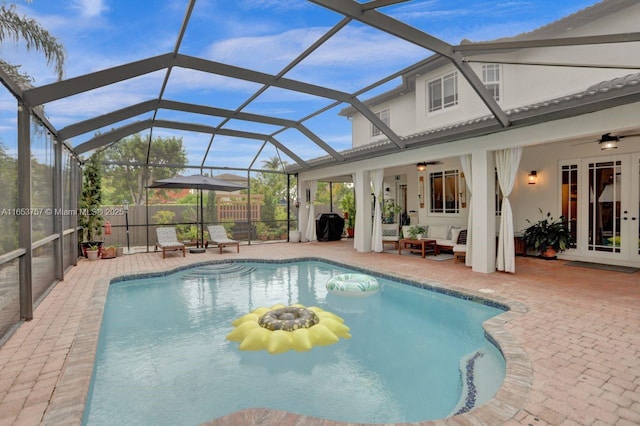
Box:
156;227;186;259
207;225;240;254
381;223;400;250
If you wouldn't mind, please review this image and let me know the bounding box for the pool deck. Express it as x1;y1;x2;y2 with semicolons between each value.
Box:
0;239;639;425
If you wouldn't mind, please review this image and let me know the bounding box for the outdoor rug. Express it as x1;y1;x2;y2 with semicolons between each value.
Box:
565;261;639;274
384;248;454;261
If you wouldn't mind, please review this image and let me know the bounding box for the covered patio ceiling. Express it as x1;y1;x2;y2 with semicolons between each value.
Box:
8;0;640;173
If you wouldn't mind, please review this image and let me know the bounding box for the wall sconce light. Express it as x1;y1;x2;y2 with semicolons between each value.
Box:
528;170;537;185
294;198;300;208
416;162;427;171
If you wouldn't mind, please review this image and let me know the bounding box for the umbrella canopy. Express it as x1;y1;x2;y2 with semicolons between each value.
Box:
147;174;247;192
148;175;247;247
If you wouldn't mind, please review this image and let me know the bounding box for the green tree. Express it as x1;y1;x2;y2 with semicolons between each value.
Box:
102;134;187;205
204;192;217;224
0;1;66;88
252;156;287;227
79;152;104;242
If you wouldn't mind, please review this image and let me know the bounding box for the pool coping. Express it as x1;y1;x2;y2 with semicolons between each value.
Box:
42;257;532;426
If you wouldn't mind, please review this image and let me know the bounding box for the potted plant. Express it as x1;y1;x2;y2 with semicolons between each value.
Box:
406;225;427;240
382;199;402;224
101;245;117;259
79;152;104;256
522;209;572;259
86;244;100;261
339;191;356;238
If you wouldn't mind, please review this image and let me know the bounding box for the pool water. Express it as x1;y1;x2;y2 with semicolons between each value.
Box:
83;260;506;425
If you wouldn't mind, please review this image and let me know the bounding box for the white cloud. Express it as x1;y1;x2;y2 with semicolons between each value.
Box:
72;0;107;18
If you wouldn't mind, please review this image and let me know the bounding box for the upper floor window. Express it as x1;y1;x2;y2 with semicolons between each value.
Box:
482;64;501;102
371;108;390;137
429;169;460;214
428;72;458;112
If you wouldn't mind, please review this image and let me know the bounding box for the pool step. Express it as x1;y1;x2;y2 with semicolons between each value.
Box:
182;263;255;280
450;350;486;416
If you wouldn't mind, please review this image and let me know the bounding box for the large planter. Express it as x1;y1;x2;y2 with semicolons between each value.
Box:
541;246;557;259
289;230;301;242
80;241;103;258
102;246;117;259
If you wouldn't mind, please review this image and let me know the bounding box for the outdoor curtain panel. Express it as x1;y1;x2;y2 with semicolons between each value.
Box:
495;147;522;273
370;169;384;252
459;154;473;267
352;172;361;250
304;180;317;242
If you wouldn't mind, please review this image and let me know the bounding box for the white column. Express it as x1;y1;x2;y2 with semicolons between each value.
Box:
471;150;496;273
298;181;309;241
354;169;372;252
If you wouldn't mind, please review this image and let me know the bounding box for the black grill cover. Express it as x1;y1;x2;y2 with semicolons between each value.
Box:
315;213;345;241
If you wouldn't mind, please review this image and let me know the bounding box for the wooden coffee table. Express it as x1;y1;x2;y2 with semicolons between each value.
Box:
398;238;439;258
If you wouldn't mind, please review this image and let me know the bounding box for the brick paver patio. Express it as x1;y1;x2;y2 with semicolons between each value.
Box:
0;240;638;425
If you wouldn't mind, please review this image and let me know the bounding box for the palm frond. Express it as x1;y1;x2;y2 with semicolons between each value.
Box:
0;4;66;80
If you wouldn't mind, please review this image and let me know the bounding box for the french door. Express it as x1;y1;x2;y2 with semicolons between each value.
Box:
578;154;640;263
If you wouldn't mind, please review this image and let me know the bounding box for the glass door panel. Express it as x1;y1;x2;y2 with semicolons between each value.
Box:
587;160;621;253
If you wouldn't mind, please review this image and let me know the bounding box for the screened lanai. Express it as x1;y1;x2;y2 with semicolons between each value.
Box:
1;0;640;340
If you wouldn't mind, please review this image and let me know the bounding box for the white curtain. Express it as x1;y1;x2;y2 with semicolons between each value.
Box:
304;180;318;242
352;172;361;250
495;147;522;273
370;169;384;252
459;154;473;267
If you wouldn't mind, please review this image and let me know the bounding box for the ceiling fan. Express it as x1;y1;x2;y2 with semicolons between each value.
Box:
416;160;442;171
596;132;640;150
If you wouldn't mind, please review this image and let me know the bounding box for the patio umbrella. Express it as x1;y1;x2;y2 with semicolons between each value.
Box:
148;175;247;246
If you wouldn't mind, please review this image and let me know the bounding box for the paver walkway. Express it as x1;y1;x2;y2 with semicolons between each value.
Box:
0;240;639;425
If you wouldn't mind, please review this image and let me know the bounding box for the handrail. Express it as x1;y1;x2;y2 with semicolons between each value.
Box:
0;248;27;265
32;234;59;250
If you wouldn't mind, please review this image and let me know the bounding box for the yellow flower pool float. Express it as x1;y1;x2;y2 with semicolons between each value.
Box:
227;304;351;354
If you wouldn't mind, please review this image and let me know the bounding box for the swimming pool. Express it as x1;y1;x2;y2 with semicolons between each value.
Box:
83;259;506;425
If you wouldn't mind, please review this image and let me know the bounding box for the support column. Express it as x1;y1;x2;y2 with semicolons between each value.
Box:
471;150;496;273
354;169;372;252
17;101;33;320
71;159;79;265
54;135;64;280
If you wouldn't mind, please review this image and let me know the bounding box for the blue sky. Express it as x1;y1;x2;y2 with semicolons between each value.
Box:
3;0;601;168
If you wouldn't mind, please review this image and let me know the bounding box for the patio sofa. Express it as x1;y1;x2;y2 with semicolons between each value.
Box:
402;224;467;253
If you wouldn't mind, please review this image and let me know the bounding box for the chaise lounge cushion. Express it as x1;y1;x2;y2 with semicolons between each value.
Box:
207;225;240;254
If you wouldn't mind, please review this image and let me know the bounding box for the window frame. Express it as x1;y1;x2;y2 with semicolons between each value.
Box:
428;168;461;215
482;64;501;102
371;108;390;137
427;71;458;113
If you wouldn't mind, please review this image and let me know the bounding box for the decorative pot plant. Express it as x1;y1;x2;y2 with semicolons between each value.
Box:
522;209;572;259
101;245;117;259
79;153;104;256
339;191;356;238
85;244;100;261
406;225;427;240
382;199;402;224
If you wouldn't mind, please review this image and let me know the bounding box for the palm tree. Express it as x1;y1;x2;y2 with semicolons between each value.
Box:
0;1;65;88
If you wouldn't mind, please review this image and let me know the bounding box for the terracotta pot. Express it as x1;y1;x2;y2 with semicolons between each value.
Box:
541;246;557;259
346;228;354;238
